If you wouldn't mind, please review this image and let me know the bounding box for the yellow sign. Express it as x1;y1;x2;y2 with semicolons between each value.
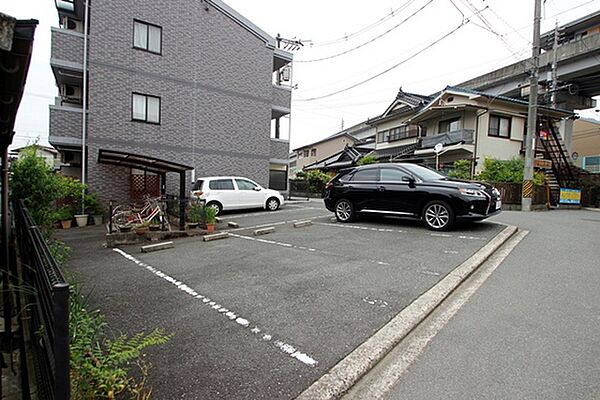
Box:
559;188;581;205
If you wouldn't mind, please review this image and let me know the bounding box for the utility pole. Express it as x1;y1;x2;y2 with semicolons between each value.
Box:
550;20;559;108
522;0;542;212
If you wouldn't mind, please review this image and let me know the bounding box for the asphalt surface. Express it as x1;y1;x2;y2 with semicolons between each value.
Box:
381;209;600;400
57;200;504;399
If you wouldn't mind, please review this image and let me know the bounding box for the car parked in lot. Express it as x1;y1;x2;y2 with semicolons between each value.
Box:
323;163;501;231
191;176;284;215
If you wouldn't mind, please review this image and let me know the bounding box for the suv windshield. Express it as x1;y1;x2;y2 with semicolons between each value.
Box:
401;164;445;181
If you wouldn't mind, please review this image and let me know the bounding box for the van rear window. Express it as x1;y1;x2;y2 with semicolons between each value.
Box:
192;180;203;191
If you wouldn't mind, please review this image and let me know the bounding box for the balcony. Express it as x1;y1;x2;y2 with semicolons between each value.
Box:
272;84;291;118
49;105;84;149
421;129;474;148
50;27;84;85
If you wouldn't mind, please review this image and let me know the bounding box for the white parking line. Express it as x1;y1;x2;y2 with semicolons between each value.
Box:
218;207;323;220
313;222;404;234
112;248;318;367
229;233;390;266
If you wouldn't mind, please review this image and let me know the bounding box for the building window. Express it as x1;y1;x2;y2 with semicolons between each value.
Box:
489;115;511;138
439;118;461;133
311;148;317;157
303;149;309;157
133;20;162;54
132;93;161;124
583;156;600;173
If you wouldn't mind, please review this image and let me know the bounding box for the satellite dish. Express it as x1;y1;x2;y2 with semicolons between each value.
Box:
434;143;444;154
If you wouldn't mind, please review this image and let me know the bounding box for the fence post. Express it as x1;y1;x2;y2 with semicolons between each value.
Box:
53;283;70;400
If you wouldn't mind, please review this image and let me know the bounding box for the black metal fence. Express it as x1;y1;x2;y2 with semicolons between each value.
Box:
15;200;70;400
288;179;310;200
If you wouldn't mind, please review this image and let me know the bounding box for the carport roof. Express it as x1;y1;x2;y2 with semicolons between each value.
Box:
97;149;193;174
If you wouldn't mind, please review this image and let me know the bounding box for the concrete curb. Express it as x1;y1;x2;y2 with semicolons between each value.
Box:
296;224;518;400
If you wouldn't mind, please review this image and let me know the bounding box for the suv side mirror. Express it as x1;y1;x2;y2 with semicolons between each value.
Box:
253;187;262;191
402;176;416;187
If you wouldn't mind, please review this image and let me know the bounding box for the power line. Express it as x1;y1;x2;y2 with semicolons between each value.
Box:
307;0;418;47
296;21;469;102
296;0;435;63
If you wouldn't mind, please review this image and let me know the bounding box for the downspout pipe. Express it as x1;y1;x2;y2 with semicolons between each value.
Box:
80;0;90;213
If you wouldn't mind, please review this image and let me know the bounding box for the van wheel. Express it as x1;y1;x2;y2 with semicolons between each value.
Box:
423;200;454;231
266;197;280;211
335;199;355;222
206;201;222;216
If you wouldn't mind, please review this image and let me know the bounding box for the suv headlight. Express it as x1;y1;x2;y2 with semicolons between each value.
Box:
458;188;486;198
492;188;500;197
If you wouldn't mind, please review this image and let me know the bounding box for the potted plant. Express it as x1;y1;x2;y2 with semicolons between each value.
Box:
187;202;203;229
54;206;73;229
203;205;217;233
134;221;150;235
85;193;104;225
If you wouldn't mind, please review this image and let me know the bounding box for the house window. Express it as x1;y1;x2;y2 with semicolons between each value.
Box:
583;156;600;173
303;150;309;157
311;149;317;157
132;93;161;124
439;118;461;133
133;20;162;54
489;115;511;138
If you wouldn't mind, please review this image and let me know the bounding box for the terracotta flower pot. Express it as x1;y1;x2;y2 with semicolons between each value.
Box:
60;220;72;229
206;223;215;233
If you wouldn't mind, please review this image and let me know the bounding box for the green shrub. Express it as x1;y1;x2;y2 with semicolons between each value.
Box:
187;202;203;223
357;155;377;166
302;170;331;194
69;282;172;399
477;157;545;186
10;145;62;233
203;205;217;224
447;159;472;180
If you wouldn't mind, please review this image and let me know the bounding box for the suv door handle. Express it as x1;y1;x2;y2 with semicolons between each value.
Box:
378;185;386;192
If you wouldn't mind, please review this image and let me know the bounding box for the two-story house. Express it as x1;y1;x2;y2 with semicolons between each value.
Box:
294;120;376;172
370;86;572;174
49;0;293;203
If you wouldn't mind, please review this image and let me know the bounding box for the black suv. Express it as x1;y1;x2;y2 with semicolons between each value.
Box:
323;163;501;231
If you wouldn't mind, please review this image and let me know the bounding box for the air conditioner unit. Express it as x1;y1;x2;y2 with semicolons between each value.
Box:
59;84;83;103
280;67;291;82
61;16;83;32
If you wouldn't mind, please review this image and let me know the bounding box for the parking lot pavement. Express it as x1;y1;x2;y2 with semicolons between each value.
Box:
60;200;505;399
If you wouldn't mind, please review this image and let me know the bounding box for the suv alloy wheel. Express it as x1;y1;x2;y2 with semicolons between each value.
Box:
423;200;454;231
335;199;355;222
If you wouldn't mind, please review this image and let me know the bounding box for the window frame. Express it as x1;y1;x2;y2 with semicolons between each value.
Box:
582;155;600;173
438;117;461;134
379;167;412;182
310;148;317;157
488;114;512;139
133;19;163;55
209;179;235;190
349;167;379;182
131;92;161;125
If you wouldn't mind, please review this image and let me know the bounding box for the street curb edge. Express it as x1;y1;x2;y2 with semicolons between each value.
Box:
296;224;518;400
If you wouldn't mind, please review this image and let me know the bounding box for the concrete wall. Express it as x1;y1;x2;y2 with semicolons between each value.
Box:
83;0;283;204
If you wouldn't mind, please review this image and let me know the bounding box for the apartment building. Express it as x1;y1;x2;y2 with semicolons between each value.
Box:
50;0;292;204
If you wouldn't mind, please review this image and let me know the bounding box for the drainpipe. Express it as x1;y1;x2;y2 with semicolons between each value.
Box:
80;0;90;213
1;132;13;368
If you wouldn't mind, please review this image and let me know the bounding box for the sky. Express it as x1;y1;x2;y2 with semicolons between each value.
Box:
2;0;600;150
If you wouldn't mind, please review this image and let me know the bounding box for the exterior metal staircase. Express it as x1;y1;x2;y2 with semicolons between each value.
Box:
538;117;590;205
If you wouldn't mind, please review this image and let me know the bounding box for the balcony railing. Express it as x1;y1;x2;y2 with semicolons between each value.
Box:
51;27;84;69
421;129;474;148
272;84;291;116
50;105;83;142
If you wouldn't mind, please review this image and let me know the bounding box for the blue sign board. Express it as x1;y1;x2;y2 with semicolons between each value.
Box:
559;188;581;205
